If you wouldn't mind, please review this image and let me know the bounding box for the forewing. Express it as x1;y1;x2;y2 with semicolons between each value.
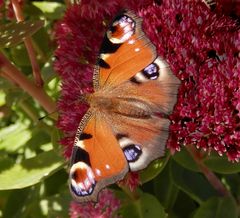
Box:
109;56;180;115
93;10;156;90
69;110;128;202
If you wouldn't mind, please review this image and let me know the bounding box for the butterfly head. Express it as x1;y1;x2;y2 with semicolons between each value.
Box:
78;93;92;105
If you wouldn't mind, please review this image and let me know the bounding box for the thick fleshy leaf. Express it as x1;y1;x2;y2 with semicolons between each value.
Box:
204;156;240;174
0;20;44;48
120;192;167;218
170;160;218;203
153;162;179;209
224;174;240;197
0;150;64;190
173;148;199;172
140;155;169;183
174;191;198;217
193;196;238;218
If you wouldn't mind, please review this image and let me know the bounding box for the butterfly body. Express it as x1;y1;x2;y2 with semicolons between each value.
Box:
69;10;180;202
85;89;154;119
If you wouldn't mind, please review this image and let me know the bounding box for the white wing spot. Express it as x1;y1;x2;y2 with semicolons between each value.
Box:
76;140;85;149
95;168;101;176
128;39;135;44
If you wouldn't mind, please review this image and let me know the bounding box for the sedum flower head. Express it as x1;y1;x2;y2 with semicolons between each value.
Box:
54;0;240;184
69;189;121;218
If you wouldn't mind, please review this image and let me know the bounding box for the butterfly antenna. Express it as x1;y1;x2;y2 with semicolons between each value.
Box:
78;93;91;105
39;110;58;121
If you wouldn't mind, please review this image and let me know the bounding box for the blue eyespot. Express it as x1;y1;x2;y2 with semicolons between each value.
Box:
123;144;142;162
142;63;159;80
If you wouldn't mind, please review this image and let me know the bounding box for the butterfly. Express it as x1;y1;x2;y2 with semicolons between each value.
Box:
69;10;180;202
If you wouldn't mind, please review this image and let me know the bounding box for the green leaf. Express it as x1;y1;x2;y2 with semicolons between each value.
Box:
0;20;44;48
40;188;71;218
44;169;68;196
170;160;218;204
224;174;240;197
23;4;43;18
2;185;44;218
173;191;198;217
120;192;167;218
44;194;71;218
32;26;52;59
140;155;169;183
2;187;33;218
137;193;167;218
153;162;179;209
0;123;26;138
0;158;14;173
204;156;240;174
193;196;238;218
173;148;199;172
41;59;57;83
45;72;61;101
24;128;51;151
0;150;65;190
0;123;31;152
0;91;6;106
51;127;62;152
32;2;65;19
10;45;31;66
4;87;26;108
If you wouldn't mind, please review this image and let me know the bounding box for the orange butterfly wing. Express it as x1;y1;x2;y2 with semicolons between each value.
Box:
106;113;170;171
69;111;128;202
107;56;180;115
93;10;156;90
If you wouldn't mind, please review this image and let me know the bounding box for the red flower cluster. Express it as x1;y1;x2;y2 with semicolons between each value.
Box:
118;172;140;192
54;0;239;163
140;1;240;161
69;189;121;218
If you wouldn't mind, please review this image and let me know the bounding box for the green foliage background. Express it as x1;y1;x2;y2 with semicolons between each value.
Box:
0;1;239;218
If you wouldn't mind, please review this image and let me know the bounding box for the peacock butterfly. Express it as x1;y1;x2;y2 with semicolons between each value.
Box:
69;10;180;202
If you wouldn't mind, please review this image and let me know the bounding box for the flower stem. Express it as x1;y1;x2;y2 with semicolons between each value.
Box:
119;185;140;201
186;145;230;197
0;70;17;84
0;52;56;113
11;0;43;87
